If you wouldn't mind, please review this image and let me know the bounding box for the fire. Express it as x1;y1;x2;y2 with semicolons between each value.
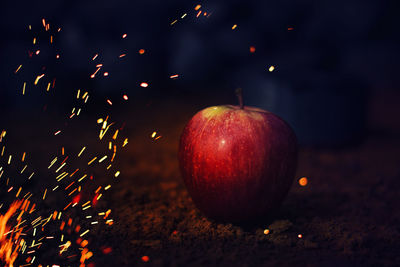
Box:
0;200;23;267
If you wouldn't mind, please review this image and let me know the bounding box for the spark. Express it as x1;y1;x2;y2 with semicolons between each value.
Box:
54;130;61;136
48;157;57;169
122;33;127;38
250;46;256;53
119;54;126;58
107;99;113;105
268;66;275;72
170;74;179;79
59;241;71;255
20;165;27;174
78;175;87;182
65;182;75;190
142;256;150;262
140;82;148;88
15;65;22;74
15;187;22;198
55;162;66;173
151;131;157;138
123;94;128;100
92;54;98;61
70;168;79;177
298;234;302;238
232;24;237;30
79;230;89;237
299;177;308;186
78;147;86;157
195;4;201;10
123;138;128;147
87;157;97;165
81;240;89;247
181;13;187;19
98;156;107;163
170;19;178;26
139;49;145;54
90;66;102;78
104;72;109;77
114;171;120;178
34;74;45;85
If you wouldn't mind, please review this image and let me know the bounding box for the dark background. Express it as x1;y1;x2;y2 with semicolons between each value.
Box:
0;0;400;266
0;0;399;145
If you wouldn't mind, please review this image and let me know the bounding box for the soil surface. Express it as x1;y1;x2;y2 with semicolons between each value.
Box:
2;89;400;266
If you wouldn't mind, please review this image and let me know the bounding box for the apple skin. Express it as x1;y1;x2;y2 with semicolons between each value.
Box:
178;105;297;222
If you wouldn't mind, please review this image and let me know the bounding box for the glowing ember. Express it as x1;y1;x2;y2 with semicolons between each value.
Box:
140;82;149;88
34;74;45;85
249;46;256;53
263;229;270;235
299;177;308;186
139;49;145;54
0;201;23;267
268;65;275;72
14;65;22;74
232;24;237;30
141;256;150;262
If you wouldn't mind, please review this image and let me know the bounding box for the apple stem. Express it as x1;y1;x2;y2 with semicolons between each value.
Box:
236;88;244;109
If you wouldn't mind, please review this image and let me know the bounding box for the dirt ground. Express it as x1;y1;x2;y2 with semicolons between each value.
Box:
3;88;400;266
88;89;399;267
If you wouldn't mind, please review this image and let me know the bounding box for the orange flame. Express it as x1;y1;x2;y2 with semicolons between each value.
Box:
0;201;23;267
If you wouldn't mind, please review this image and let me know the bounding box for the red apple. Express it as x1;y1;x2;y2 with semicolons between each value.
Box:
178;97;297;222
